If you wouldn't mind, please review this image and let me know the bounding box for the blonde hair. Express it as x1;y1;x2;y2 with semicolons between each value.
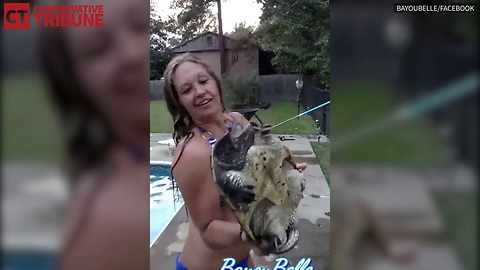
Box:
163;53;226;144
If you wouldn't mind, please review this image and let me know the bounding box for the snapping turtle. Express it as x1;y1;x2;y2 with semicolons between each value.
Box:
211;121;306;254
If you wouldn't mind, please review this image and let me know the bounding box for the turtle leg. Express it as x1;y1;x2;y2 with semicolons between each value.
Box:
285;169;306;206
216;171;255;210
282;146;298;170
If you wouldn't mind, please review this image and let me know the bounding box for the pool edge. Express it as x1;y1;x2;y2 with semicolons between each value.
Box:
150;160;182;249
149;201;184;248
151;160;173;166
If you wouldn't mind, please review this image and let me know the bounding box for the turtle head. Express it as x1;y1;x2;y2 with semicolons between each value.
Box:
213;120;255;168
227;121;255;153
268;216;300;254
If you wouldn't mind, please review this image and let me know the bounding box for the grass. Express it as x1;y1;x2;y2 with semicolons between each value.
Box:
310;142;330;186
150;101;318;134
150;100;174;133
433;192;478;270
1;75;65;161
331;81;473;269
331;81;449;167
3;77;317;160
254;102;317;134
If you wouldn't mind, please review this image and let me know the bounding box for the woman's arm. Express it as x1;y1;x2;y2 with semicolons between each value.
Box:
172;139;243;249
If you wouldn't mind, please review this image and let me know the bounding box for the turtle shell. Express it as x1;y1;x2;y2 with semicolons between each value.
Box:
211;122;305;254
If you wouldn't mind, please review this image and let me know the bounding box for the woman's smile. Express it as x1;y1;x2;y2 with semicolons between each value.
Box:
196;98;213;107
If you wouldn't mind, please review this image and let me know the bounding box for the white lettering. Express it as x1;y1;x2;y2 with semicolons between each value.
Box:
220;257;315;270
396;4;475;12
220;258;236;270
294;258;313;270
273;258;289;270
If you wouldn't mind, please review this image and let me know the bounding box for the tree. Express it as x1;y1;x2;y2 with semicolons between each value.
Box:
256;0;330;83
150;1;173;79
169;0;219;43
149;0;221;79
225;22;259;45
224;22;260;72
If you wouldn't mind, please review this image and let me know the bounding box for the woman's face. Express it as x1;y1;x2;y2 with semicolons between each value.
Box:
64;0;150;135
172;61;224;122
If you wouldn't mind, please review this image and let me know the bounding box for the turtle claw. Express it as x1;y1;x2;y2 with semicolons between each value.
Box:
217;171;255;209
234;184;256;210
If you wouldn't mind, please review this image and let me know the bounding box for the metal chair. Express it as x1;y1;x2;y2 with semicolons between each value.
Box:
232;102;271;125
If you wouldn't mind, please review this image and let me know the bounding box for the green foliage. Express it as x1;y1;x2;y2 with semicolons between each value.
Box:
311;142;330;186
225;22;259;46
222;76;259;108
150;1;173;79
149;0;219;78
168;0;218;43
256;0;330;83
150;49;172;80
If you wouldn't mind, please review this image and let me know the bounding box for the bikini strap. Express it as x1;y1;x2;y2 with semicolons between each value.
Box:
197;125;217;147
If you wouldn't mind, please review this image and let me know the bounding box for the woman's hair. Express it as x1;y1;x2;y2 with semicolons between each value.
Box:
163;53;226;145
39;23;115;182
37;4;120;264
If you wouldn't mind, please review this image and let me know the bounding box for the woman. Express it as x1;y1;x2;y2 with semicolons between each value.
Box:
163;53;306;270
39;0;150;269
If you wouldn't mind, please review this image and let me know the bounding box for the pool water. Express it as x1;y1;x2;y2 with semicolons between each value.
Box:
2;250;56;270
150;163;184;246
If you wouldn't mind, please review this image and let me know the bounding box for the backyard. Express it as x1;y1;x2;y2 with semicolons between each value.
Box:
152;99;331;188
331;81;450;167
3;75;473;270
1;75;64;161
150;100;318;134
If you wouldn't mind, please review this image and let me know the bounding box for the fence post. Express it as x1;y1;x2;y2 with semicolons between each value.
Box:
322;106;327;135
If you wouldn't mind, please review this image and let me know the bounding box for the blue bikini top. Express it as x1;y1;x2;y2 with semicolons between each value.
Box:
197;126;217;147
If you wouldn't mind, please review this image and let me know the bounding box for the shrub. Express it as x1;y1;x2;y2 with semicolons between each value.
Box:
221;75;259;109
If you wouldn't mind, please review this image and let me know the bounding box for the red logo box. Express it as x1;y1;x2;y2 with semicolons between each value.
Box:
4;3;31;29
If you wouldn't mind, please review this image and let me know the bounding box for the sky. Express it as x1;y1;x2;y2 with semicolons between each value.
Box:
152;0;263;33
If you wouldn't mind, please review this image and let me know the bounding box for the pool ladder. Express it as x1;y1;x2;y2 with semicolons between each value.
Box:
169;174;182;203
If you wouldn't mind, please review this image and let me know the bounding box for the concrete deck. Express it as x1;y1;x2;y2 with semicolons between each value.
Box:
2;163;66;257
150;133;331;270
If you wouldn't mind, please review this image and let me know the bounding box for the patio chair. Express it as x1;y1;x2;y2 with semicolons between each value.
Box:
157;138;176;156
232;102;270;126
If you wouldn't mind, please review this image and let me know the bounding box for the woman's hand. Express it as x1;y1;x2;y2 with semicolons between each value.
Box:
296;163;307;173
296;163;307;192
240;231;271;257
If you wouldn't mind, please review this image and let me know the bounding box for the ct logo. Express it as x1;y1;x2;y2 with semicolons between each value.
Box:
4;3;31;29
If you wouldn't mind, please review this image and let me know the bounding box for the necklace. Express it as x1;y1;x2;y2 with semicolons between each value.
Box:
196;115;233;147
197;126;217;147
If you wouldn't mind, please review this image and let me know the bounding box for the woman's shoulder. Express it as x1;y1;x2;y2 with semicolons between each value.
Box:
172;133;211;172
175;131;210;154
60;167;149;269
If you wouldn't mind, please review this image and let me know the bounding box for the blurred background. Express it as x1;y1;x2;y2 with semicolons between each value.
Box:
330;1;478;270
2;0;151;269
0;1;68;269
2;0;478;269
2;0;67;269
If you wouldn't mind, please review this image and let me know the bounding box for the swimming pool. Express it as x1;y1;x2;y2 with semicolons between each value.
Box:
150;162;184;246
2;250;56;270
